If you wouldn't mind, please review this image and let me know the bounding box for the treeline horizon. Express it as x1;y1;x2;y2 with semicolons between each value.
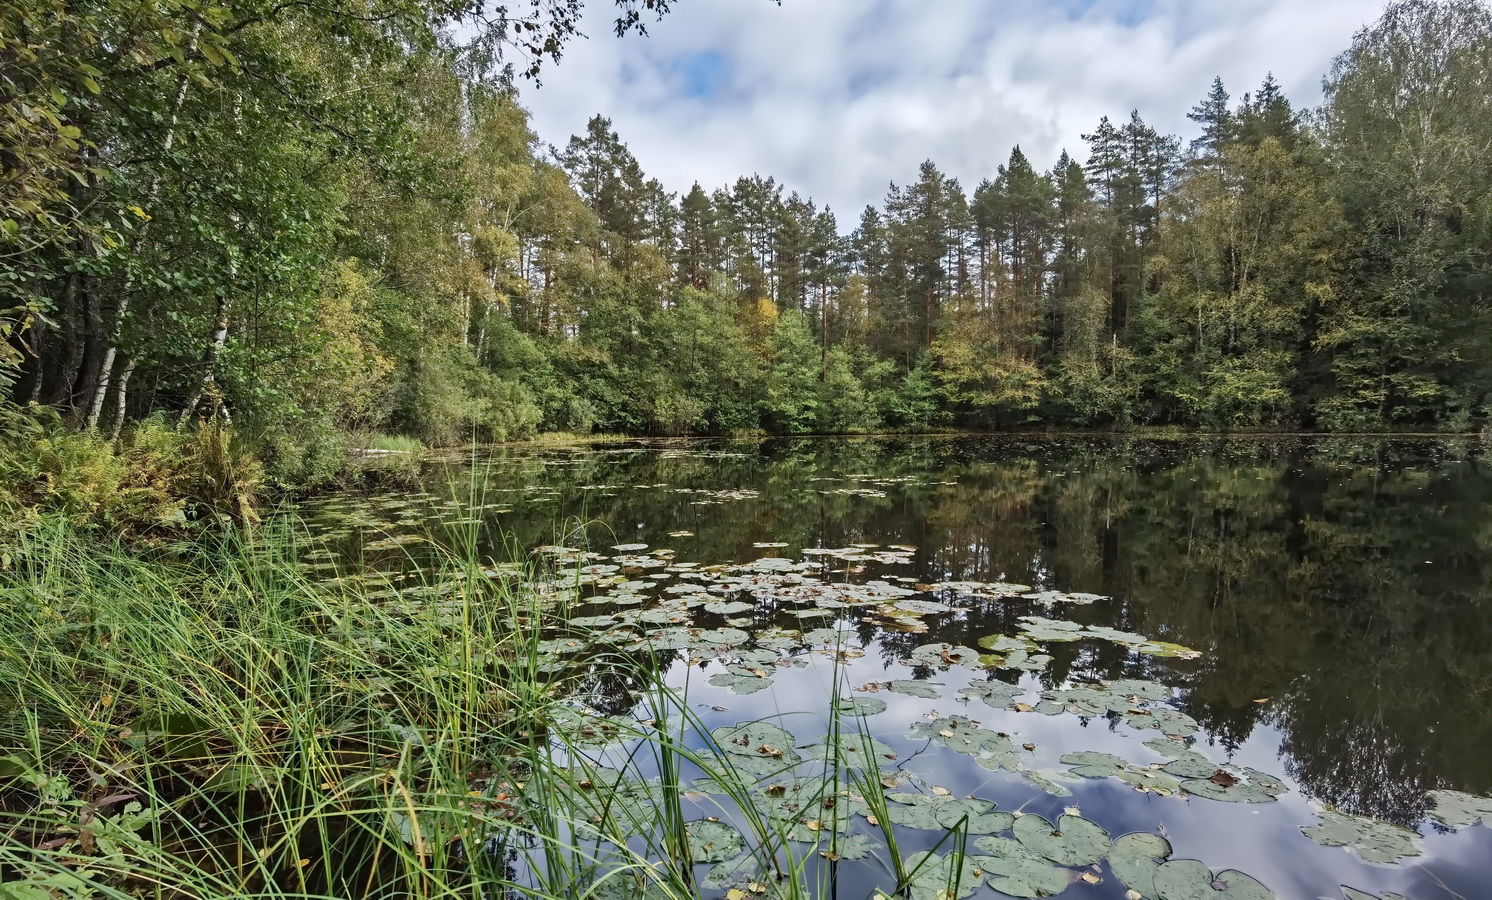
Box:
5;0;1492;483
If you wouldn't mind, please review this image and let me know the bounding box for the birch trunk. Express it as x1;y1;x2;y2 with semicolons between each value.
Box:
85;26;200;429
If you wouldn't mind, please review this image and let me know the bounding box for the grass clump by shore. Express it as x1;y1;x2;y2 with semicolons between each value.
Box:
0;521;965;900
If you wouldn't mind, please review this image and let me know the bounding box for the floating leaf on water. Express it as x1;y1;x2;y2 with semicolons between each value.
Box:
1044;685;1130;715
1105;679;1174;702
1152;860;1275;900
828;833;877;861
712;722;802;776
709;668;776;695
754;628;804;651
911;716;1021;770
971;836;1073;898
887;793;1014;834
1023;590;1106;606
978;634;1037;654
888;679;945;699
1018;616;1089;642
1012;813;1109;867
1010;771;1070;798
1136;640;1203;660
749;776;863;841
1180;767;1285;804
835;696;888;717
958;680;1024;709
1426;789;1492;829
612;543;649;552
1123;707;1199;738
901;850;988;900
800;734;897;769
896;599;954;615
908;642;983;669
1108;832;1173;899
684;819;746;863
984;648;1052;673
705;600;755;616
1301;810;1424;866
568;614;621;630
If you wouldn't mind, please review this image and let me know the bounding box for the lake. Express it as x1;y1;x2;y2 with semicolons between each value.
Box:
300;435;1492;900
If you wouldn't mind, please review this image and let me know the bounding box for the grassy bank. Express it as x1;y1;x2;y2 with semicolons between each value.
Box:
0;522;968;900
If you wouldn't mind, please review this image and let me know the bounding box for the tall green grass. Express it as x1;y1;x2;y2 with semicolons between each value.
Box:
0;520;969;900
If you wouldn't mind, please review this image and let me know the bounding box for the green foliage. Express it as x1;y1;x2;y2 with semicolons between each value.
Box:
0;407;259;536
6;0;1492;454
764;309;821;434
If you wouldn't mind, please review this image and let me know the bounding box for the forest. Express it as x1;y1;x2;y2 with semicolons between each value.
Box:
4;0;1492;490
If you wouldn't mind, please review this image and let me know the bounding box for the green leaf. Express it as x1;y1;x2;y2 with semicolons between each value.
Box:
684;819;745;863
1012;813;1109;867
972;836;1072;898
1301;810;1423;866
1426;789;1492;829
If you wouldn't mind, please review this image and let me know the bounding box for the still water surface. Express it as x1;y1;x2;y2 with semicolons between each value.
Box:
303;436;1492;900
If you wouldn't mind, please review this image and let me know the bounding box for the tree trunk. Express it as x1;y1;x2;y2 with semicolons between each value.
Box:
108;357;137;442
25;311;47;403
85;25;199;429
48;267;82;407
178;293;231;428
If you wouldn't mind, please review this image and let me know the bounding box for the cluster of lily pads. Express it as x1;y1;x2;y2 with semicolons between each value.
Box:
290;490;1492;900
529;707;1294;900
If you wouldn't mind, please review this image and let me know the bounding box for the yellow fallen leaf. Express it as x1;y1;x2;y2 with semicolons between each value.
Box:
1081;872;1101;884
727;890;747;900
932;786;952;796
806;819;822;831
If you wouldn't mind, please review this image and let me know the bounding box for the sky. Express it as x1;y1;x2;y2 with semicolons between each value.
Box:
517;0;1390;220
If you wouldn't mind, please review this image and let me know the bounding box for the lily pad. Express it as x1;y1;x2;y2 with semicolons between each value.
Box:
987;648;1053;672
911;716;1018;769
1124;707;1200;738
1427;789;1492;829
958;680;1025;709
685;820;745;863
909;643;983;669
1179;767;1286;804
1012;813;1109;867
972;836;1072;898
1060;751;1182;795
828;832;877;861
979;634;1038;654
888;679;945;699
801;734;897;769
1301;810;1423;866
712;722;802;776
901;850;987;900
1018;617;1088;643
1109;832;1173;898
887;793;1014;835
835;696;888;717
709;668;776;695
705;600;755;616
1153;860;1274;900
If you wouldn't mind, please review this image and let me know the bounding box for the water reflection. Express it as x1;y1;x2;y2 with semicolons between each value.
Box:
317;436;1492;833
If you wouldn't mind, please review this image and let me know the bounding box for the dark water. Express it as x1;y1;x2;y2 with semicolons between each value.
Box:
304;436;1492;899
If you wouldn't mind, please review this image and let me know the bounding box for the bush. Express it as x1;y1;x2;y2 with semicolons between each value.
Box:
0;406;261;538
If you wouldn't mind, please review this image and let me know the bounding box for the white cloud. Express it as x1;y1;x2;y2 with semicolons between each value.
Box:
519;0;1385;220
